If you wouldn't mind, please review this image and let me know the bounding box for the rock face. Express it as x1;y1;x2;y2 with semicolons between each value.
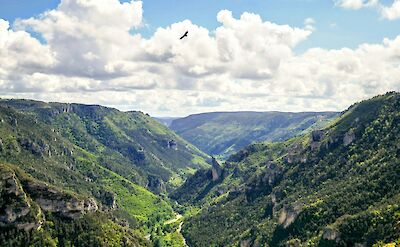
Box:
322;228;339;240
263;162;283;186
211;157;223;181
343;129;356;146
322;227;340;242
278;204;303;229
0;165;98;232
0;168;43;231
147;175;166;194
25;182;98;219
310;130;325;151
17;138;51;157
311;130;324;142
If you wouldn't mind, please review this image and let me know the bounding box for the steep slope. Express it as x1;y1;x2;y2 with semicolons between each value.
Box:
174;92;400;246
0;163;150;246
170;111;338;159
0;99;205;246
0;99;209;192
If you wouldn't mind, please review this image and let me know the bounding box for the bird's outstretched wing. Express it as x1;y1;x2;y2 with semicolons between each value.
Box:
180;31;188;40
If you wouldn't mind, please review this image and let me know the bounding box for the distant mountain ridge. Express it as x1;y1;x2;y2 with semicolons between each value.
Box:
170;111;339;159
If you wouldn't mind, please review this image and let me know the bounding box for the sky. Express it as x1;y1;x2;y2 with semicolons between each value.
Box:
0;0;399;116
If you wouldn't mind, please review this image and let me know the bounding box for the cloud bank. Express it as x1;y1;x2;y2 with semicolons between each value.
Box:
0;0;399;116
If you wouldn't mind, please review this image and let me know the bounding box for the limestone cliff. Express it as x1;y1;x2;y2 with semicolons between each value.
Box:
0;164;97;231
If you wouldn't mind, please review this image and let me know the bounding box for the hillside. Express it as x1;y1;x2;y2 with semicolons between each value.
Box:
170;111;338;159
0;99;209;192
173;92;400;246
0;99;208;246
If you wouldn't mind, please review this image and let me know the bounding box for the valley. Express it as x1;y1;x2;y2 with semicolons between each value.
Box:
1;92;399;246
169;111;338;159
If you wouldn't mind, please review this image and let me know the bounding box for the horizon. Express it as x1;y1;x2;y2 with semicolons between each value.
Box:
0;0;400;116
0;95;358;118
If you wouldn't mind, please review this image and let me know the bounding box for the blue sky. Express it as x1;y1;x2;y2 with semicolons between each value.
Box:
0;0;399;116
1;0;400;51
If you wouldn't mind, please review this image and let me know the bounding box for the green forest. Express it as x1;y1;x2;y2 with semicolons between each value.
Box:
1;92;400;246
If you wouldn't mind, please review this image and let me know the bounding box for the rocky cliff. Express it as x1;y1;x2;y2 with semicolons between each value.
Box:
0;164;97;231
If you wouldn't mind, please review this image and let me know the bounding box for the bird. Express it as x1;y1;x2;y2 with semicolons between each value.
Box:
180;31;188;40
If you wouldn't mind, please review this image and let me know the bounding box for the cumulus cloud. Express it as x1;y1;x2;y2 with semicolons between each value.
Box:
0;0;399;116
380;0;400;20
335;0;400;20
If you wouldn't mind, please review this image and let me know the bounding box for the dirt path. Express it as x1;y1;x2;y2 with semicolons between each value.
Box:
164;214;188;246
177;221;188;247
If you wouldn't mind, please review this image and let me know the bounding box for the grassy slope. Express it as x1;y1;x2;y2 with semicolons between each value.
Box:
0;100;202;246
170;111;338;159
177;92;400;246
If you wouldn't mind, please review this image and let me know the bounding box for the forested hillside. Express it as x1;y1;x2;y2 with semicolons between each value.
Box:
0;99;208;246
174;92;400;246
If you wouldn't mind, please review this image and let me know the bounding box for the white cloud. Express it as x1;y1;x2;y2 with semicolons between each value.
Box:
380;0;400;20
0;0;399;116
14;0;143;79
334;0;400;20
335;0;374;9
304;18;316;31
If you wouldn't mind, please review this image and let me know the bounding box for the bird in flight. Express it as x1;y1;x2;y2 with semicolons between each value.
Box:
180;31;188;40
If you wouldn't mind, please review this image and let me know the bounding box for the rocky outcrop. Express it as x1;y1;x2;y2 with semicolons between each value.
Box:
311;130;324;142
0;165;98;232
278;204;303;229
0;169;43;231
147;175;166;194
343;129;356;146
310;130;325;151
17;138;51;157
211;157;223;181
263;162;283;186
96;190;117;210
322;227;340;242
25;181;98;219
